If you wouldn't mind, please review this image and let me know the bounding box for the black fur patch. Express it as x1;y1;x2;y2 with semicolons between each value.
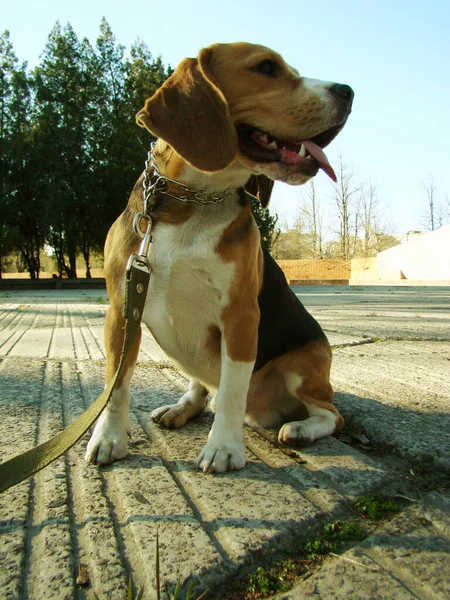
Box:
255;245;326;372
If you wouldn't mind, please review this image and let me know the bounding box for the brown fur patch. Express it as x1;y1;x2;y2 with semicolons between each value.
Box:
117;327;142;388
136;49;237;172
284;340;343;428
247;339;343;429
103;301;142;388
148;194;195;226
216;198;262;363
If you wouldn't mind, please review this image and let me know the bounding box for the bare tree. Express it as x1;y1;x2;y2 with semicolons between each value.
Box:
360;182;380;256
332;155;361;259
421;175;441;231
299;180;325;257
271;211;324;260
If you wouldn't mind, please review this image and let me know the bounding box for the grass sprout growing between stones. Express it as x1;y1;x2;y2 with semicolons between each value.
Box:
352;494;400;520
156;530;208;600
112;531;207;600
226;520;366;599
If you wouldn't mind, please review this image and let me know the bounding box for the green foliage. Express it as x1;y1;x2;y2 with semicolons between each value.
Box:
352;494;400;520
164;578;208;600
230;520;367;598
1;20;171;278
0;30;43;277
303;537;337;561
2;21;281;278
301;520;366;560
127;574;144;599
2;21;282;278
246;566;291;597
249;195;279;251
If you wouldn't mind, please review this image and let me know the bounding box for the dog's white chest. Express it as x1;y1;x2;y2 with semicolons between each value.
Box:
141;219;234;381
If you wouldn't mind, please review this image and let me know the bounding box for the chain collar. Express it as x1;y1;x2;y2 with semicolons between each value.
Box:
133;143;238;240
144;141;235;206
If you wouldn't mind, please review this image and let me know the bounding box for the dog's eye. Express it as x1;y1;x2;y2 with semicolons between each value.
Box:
251;59;281;77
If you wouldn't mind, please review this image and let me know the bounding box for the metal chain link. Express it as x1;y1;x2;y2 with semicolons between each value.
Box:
133;142;237;247
142;142;235;209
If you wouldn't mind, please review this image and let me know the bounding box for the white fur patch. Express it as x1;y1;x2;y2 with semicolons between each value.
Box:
284;373;303;396
142;213;238;388
278;403;337;444
301;77;333;91
85;387;131;465
198;358;253;473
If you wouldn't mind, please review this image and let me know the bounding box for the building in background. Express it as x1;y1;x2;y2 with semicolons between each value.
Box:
351;225;450;284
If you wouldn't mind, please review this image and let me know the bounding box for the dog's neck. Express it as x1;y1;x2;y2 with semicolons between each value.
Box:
131;140;253;227
152;139;253;194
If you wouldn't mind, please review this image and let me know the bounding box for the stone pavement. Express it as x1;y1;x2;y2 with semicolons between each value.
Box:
0;286;449;599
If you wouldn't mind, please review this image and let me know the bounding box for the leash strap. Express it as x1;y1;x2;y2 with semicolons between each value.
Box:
0;260;150;494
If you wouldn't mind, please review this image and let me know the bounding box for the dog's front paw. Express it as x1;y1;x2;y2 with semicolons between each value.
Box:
85;411;131;465
197;436;246;473
151;404;189;428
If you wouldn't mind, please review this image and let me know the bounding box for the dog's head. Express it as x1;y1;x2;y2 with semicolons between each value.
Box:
136;42;353;203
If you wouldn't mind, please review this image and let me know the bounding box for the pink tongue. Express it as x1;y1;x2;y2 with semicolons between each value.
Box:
302;140;337;182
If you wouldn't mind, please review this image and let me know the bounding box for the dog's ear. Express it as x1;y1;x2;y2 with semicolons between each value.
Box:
244;175;275;208
136;47;237;172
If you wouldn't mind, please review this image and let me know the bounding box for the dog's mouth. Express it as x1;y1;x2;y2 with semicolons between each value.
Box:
237;124;343;182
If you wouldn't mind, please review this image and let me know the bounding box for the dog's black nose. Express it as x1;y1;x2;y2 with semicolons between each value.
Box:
330;83;354;105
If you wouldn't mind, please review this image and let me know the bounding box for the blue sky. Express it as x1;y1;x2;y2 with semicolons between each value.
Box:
3;0;450;234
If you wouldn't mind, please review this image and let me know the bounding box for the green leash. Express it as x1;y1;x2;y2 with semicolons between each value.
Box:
0;253;151;494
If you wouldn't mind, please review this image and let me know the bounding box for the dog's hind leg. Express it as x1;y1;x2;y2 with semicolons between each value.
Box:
277;341;344;445
85;303;142;465
151;378;209;428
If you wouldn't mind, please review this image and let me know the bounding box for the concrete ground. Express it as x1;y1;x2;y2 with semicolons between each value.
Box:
0;285;449;599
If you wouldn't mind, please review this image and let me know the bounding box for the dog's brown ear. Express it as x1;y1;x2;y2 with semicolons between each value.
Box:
244;175;275;208
136;47;237;172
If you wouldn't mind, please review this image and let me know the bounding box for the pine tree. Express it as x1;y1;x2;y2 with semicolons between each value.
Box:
0;31;18;276
250;196;279;251
0;31;44;278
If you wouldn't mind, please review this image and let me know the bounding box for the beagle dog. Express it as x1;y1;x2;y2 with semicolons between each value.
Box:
85;42;353;473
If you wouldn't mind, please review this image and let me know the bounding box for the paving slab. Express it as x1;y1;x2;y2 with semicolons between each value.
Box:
275;504;450;600
0;287;449;599
332;340;450;472
296;285;450;341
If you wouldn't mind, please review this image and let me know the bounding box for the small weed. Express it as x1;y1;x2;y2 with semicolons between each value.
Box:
127;575;144;599
95;296;106;304
227;520;366;599
247;566;291;597
366;311;378;318
300;520;366;560
322;520;366;542
155;531;207;600
352;494;400;520
303;538;337;560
